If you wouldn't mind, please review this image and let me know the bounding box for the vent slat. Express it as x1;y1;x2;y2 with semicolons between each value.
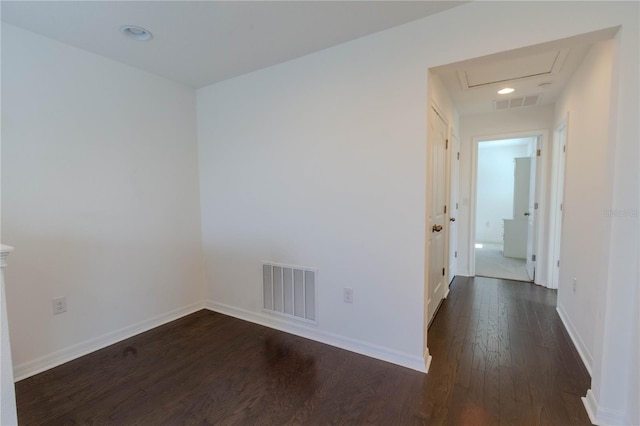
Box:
263;262;317;324
523;95;539;106
304;270;316;321
294;269;304;317
273;266;283;313
263;265;273;310
495;99;509;110
509;97;524;108
283;268;293;315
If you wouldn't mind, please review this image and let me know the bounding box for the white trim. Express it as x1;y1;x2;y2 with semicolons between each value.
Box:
260;260;318;273
556;302;592;376
533;132;550;286
547;116;569;290
582;389;627;426
429;100;448;127
204;300;427;373
583;390;600;425
424;347;432;374
13;298;428;382
13;301;205;381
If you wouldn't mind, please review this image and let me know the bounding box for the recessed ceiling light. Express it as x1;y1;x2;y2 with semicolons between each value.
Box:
120;25;152;41
498;88;515;95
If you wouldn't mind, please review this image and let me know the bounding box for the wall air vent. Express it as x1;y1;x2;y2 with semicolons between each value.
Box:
263;262;317;323
493;94;541;111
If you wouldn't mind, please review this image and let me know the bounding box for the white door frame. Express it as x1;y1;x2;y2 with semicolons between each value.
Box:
525;140;537;279
469;129;550;286
546;115;569;290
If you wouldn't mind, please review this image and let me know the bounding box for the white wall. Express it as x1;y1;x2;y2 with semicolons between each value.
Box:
459;105;554;275
602;13;640;422
1;24;204;378
552;36;640;424
476;142;530;244
196;1;638;396
554;40;614;377
197;28;428;369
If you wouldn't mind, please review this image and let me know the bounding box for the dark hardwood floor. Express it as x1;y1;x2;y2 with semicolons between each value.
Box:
16;276;592;425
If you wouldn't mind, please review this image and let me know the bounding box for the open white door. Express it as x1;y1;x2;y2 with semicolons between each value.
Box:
550;124;567;289
448;134;460;284
525;138;538;280
427;106;448;324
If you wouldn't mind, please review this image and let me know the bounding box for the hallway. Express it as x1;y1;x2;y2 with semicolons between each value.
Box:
425;276;591;424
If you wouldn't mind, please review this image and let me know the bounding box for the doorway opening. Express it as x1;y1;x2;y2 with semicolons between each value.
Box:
424;27;620;381
473;137;537;282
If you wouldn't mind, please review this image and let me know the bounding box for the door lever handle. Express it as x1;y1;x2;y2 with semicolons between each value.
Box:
432;225;443;232
524;212;530;216
449;217;456;222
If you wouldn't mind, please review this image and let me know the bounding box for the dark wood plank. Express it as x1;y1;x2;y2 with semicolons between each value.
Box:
15;276;592;425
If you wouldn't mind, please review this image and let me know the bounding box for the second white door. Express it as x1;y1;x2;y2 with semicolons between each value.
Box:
427;106;448;325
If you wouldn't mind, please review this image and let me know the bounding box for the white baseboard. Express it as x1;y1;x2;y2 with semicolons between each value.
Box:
583;390;600;425
13;299;429;381
424;347;432;374
13;301;205;381
556;302;593;376
204;300;427;373
582;389;627;425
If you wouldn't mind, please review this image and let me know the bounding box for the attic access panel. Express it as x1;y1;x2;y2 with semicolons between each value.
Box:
457;49;568;89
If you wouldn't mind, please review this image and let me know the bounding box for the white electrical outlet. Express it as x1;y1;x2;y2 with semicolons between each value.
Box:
572;278;577;293
52;296;67;315
344;288;353;304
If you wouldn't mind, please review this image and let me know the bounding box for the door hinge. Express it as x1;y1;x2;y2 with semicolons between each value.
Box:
532;254;536;261
557;260;560;267
446;139;449;149
442;267;445;276
534;202;539;210
444;205;447;214
456;202;458;210
536;149;541;157
455;251;458;258
457;152;460;160
563;145;566;153
560;203;563;211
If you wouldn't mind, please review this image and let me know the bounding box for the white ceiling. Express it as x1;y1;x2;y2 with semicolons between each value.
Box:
432;27;618;116
1;0;466;89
